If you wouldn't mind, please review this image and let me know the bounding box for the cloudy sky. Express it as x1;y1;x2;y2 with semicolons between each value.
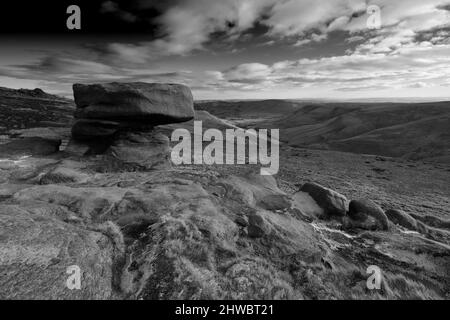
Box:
0;0;449;100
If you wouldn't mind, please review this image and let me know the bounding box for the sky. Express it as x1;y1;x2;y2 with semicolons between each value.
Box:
0;0;449;100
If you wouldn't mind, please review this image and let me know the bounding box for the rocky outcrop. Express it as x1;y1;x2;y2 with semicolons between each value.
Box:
0;137;61;157
0;127;64;157
348;199;389;230
0;205;122;299
299;182;348;217
385;209;418;231
67;82;194;168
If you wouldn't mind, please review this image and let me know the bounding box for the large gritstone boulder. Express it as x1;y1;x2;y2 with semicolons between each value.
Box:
299;182;348;217
73;82;194;125
348;199;389;231
67;82;194;164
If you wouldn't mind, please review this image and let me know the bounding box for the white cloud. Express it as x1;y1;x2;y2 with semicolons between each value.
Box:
2;0;450;99
104;0;450;62
209;44;450;96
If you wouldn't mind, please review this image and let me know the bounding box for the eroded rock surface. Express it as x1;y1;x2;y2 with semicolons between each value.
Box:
0;205;121;300
1;154;448;300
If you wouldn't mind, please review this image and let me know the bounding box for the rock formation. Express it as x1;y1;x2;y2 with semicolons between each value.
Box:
299;182;348;217
348;199;390;230
67;82;194;168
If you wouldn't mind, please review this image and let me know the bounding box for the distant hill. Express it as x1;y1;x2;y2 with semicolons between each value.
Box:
196;100;300;119
197;100;450;163
0;87;74;135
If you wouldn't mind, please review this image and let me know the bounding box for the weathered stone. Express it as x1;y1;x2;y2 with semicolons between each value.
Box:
64;139;91;156
348;199;389;230
13;185;130;222
39;161;91;185
71;120;120;141
385;209;418;231
0;205;117;299
300;182;348;217
73;82;194;125
221;174;290;211
292;191;323;219
248;214;270;238
0;137;61;157
108;132;171;169
10;127;63;142
235;216;249;227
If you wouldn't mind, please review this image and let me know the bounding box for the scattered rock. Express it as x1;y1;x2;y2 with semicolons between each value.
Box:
292;191;324;219
13;185;130;222
221;173;291;211
258;194;291;212
0;137;61;157
385;209;418;231
248;214;270;238
410;213;450;230
235;216;248;227
300;182;348;217
348;199;389;230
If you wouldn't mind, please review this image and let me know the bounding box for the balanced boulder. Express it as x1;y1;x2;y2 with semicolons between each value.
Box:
68;82;195;163
73;82;194;125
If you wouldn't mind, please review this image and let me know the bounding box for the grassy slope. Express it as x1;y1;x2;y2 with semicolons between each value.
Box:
197;100;450;162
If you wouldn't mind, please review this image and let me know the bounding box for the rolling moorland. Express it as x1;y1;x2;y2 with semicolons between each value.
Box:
197;100;450;162
0;86;449;300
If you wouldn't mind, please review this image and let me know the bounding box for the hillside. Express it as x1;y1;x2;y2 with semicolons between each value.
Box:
0;87;74;135
197;100;450;162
